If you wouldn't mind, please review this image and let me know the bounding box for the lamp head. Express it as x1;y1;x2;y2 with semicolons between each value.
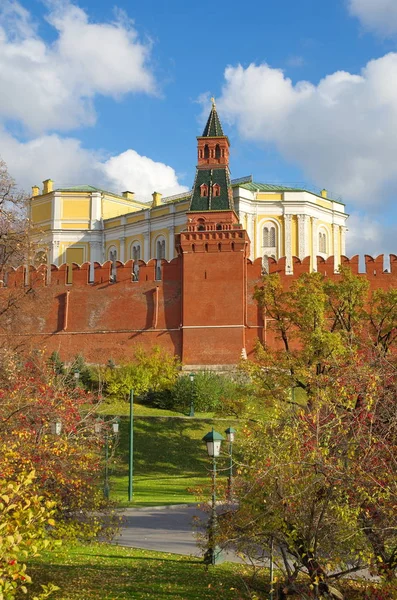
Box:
202;428;225;457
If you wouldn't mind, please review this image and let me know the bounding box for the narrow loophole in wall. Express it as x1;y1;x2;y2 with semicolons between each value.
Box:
205;243;208;252
218;243;221;252
204;271;207;279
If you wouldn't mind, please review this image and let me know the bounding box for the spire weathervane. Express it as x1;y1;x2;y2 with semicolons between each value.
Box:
211;97;216;109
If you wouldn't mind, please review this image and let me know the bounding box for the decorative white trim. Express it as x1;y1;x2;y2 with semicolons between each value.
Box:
297;214;309;259
311;217;318;270
284;214;293;274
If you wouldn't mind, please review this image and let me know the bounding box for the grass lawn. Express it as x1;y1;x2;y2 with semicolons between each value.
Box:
107;413;238;506
23;542;254;600
22;542;382;600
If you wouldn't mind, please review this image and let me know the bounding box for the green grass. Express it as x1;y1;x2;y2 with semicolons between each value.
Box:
108;415;237;506
97;399;216;419
22;542;256;600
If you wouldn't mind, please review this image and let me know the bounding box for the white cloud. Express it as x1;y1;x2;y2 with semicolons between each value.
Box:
348;0;397;37
103;150;188;199
0;128;188;202
347;213;397;257
216;57;397;208
0;0;155;133
0;2;187;203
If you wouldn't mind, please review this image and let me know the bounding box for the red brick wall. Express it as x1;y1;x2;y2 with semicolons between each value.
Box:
1;252;396;365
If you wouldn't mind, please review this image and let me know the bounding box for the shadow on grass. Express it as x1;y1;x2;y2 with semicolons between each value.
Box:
24;546;248;600
115;417;218;478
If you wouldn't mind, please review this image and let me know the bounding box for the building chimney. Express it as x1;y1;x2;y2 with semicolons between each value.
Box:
122;191;135;200
32;185;40;197
43;179;53;194
152;191;162;207
321;189;327;198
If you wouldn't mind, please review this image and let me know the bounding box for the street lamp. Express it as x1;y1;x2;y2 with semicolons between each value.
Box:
189;372;195;417
225;426;236;501
128;389;134;501
95;419;119;499
202;428;225;565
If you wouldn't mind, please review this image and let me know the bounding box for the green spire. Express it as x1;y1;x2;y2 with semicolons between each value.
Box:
202;99;224;137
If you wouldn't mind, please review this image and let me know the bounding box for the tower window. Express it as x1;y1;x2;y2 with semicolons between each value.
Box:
200;183;208;197
204;145;209;159
197;218;206;231
213;184;220;197
215;144;221;159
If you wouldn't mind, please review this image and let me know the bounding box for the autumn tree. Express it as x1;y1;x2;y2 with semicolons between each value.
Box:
0;351;117;541
102;345;180;400
220;269;397;599
0;158;31;273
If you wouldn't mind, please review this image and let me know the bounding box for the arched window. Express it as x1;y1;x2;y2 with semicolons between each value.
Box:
200;184;208;197
130;242;141;261
318;229;328;254
108;247;117;261
262;221;278;261
108;246;117;282
216;223;222;231
215;144;221;159
212;184;220;197
204;145;209;159
197;218;206;232
156;237;166;260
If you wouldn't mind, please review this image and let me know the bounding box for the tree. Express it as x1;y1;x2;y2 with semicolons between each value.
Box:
0;470;60;600
220;269;397;598
103;346;180;400
0;158;30;273
0;352;116;542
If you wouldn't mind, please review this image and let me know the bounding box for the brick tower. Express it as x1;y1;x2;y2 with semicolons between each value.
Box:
176;100;250;366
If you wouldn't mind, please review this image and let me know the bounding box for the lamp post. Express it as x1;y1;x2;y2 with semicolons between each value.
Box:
225;426;236;501
202;428;225;565
128;389;134;502
189;372;195;417
95;419;119;499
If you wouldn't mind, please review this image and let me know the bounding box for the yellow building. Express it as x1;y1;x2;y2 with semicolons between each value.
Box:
30;107;348;272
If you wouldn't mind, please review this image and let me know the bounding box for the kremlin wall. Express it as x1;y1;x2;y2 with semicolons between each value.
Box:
1;252;396;368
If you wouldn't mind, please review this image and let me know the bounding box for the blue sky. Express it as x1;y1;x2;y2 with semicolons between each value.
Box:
1;0;397;256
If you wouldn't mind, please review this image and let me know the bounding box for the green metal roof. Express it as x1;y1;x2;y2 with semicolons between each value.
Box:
201;105;225;137
235;182;305;192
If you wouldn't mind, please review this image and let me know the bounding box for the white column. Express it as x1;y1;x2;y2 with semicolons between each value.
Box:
53;192;62;229
333;224;340;271
311;217;318;271
90;192;102;230
89;241;102;263
168;226;175;260
297;214;309;260
50;240;61;265
248;214;255;260
143;232;150;262
284;214;293;274
341;226;346;256
119;237;126;263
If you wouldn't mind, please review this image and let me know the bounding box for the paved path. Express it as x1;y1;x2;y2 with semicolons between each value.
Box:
114;504;241;563
114;505;377;580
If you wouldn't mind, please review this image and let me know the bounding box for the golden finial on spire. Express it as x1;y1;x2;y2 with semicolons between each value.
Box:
211;96;216;109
